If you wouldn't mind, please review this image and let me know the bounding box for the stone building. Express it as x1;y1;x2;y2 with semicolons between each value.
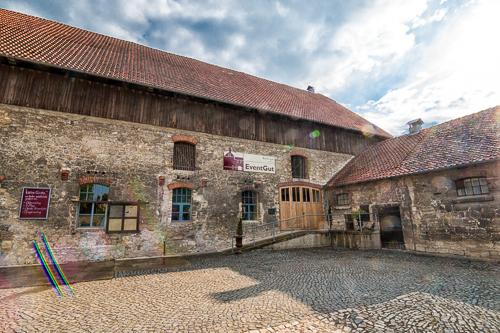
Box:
326;106;500;259
0;9;390;266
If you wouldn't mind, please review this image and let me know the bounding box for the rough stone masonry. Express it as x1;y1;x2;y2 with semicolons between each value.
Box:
0;104;351;265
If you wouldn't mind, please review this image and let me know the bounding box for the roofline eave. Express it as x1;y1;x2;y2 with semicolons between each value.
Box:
0;53;392;140
325;157;500;188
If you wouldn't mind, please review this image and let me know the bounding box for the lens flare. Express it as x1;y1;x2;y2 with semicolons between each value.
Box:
362;124;376;138
33;241;63;297
41;233;75;296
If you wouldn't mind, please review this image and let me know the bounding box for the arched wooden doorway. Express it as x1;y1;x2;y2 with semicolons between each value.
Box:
279;183;323;229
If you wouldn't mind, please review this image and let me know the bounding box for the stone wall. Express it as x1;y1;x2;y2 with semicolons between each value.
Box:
326;162;500;259
0;104;352;265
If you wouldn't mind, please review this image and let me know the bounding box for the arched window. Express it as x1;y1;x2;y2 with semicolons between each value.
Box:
173;142;196;171
77;184;109;227
172;188;191;222
337;193;349;206
291;155;306;179
242;191;257;221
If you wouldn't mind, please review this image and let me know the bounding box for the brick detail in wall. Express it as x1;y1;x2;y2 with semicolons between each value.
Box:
0;175;4;183
278;181;321;189
240;185;260;193
172;136;197;145
167;182;198;190
77;177;113;186
290;151;308;158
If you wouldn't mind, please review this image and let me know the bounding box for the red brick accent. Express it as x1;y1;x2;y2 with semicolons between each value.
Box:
172;136;197;145
254;181;260;188
77;177;113;186
61;170;69;180
158;176;166;186
0;175;4;183
167;182;198;190
290;151;308;158
240;185;257;192
201;178;208;187
278;181;321;189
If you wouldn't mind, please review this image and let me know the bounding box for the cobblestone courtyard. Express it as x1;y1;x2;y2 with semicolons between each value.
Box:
1;248;499;332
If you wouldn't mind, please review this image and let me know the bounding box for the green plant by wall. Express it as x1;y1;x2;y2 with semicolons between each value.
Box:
236;216;243;236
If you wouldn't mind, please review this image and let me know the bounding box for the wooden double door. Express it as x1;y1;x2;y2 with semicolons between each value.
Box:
279;185;323;230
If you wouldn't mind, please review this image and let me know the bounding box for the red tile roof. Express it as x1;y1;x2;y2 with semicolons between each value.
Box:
327;106;500;187
0;9;392;138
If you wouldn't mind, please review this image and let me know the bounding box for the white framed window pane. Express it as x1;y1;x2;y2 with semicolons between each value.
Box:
457;188;465;196
481;186;489;193
464;179;471;187
465;187;473;195
480;178;487;185
473;186;481;194
472;178;480;186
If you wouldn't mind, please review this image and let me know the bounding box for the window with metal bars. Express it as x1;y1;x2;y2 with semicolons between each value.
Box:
456;177;489;196
291;155;306;179
173;142;196;171
302;188;311;202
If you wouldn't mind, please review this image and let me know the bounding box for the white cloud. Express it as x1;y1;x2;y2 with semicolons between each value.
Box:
308;0;428;91
359;0;500;135
412;8;448;28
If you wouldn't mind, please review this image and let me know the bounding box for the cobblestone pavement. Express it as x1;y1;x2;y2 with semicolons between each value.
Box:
1;248;499;332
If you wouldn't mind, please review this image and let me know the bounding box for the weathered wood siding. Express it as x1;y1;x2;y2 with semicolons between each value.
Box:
0;64;382;154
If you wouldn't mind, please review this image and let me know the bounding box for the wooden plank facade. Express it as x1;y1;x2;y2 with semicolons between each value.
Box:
0;63;383;155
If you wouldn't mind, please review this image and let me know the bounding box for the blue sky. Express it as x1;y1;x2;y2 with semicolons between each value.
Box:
1;0;499;135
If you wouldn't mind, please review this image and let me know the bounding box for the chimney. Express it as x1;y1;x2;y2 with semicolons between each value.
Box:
307;86;315;93
405;118;424;135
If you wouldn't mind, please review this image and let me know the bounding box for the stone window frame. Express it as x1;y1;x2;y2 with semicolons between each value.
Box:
337;193;349;206
242;190;258;221
455;177;489;197
76;184;109;228
173;136;197;171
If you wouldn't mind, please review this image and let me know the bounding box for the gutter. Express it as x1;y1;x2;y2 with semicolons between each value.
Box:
0;54;392;140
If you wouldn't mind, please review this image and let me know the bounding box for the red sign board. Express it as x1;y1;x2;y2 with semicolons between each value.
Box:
19;188;52;219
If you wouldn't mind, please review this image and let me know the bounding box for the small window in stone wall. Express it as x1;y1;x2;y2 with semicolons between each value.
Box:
172;188;191;222
173;142;196;171
107;204;140;232
77;184;109;228
291;155;306;179
242;191;257;221
456;177;489;196
337;193;349;206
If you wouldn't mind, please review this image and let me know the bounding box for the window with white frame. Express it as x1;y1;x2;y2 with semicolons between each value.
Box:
456;177;489;196
77;184;108;227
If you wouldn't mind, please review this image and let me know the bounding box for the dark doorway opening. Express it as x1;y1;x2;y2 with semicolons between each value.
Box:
378;206;405;249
